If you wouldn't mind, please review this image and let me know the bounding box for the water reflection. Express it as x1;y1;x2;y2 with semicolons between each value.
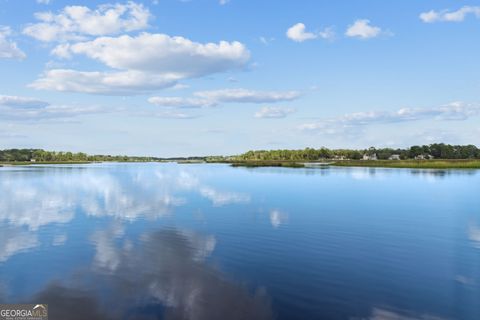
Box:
0;164;250;262
0;163;479;320
30;226;273;320
52;234;67;246
468;220;480;248
269;210;288;229
0;165;250;230
360;307;447;320
0;225;38;262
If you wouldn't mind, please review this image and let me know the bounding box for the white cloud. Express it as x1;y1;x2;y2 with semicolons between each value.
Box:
0;93;117;121
0;26;26;59
36;0;51;4
0;93;198;121
419;6;480;23
419;10;441;23
259;36;274;45
318;27;335;40
148;88;300;109
30;69;180;95
148;96;214;108
299;102;480;134
219;0;230;5
53;33;249;76
24;1;151;42
254;106;295;119
345;19;382;39
194;88;300;103
133;108;200;119
34;33;250;94
0;104;113;121
0;95;49;108
286;23;334;42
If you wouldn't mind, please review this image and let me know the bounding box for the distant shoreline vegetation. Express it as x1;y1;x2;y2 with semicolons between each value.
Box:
0;149;203;164
1;144;480;169
209;143;480;169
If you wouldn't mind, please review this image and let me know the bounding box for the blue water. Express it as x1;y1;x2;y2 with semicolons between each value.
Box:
0;163;479;320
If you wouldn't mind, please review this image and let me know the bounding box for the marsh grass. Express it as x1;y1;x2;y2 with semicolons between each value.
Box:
332;159;480;169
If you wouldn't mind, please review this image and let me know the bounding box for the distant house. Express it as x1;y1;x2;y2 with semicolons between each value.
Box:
362;153;377;161
414;154;434;160
389;154;401;160
30;159;36;162
333;155;347;160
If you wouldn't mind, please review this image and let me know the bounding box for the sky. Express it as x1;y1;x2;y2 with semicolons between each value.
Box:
0;0;479;157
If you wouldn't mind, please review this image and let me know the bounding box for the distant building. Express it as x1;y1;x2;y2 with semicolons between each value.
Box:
30;159;36;162
389;154;401;160
414;154;434;160
362;153;377;161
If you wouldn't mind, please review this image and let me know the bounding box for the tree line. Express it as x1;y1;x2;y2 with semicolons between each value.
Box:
2;144;480;163
0;149;158;162
231;144;480;161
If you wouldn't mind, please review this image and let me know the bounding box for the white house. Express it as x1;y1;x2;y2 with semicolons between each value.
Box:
362;153;378;161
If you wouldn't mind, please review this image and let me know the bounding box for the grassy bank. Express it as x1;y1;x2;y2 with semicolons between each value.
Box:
331;159;480;169
230;161;305;168
222;159;480;169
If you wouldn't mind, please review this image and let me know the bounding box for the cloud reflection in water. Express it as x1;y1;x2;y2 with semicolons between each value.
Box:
32;226;273;320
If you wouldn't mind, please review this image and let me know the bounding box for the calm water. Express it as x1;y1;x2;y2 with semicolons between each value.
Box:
0;163;479;320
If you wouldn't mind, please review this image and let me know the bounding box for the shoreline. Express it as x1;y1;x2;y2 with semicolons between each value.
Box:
2;159;480;170
219;159;480;169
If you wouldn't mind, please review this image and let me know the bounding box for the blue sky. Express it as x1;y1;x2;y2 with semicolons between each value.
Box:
0;0;479;156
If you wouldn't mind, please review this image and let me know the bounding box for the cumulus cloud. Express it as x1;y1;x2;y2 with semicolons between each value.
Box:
299;102;480;134
286;23;334;42
345;19;383;39
29;69;180;95
33;33;250;94
23;1;151;42
148;88;300;109
0;26;26;59
419;6;480;23
254;106;295;119
52;33;249;76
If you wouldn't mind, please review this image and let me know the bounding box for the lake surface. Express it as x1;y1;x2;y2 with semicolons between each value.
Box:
0;163;479;320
